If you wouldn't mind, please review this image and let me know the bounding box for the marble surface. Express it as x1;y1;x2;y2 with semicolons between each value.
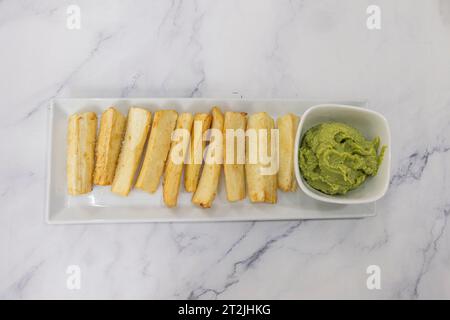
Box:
0;0;449;299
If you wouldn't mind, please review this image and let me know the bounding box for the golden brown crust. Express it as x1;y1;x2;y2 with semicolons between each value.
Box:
245;112;277;203
184;113;212;193
135;110;178;193
94;107;126;186
111;107;151;196
277;113;300;192
163;113;194;207
67;112;97;195
192;107;224;208
223;111;247;202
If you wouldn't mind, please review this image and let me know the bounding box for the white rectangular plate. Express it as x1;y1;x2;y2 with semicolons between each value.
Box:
46;98;375;224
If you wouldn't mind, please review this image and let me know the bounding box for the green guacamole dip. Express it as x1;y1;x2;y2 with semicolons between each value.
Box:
299;122;386;195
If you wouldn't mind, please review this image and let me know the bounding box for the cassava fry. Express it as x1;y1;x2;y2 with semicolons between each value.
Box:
184;113;212;192
245;112;277;203
223;111;247;202
163;113;194;207
192;107;224;208
277;113;300;192
94;107;126;185
111;107;151;196
67;112;97;195
136;110;178;193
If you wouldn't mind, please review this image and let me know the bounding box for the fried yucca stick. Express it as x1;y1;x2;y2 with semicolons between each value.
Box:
93;107;126;186
277;113;300;192
245;112;277;203
192;107;224;208
111;107;151;196
163;113;194;207
135;110;178;193
184;113;212;192
223;111;247;202
67;112;97;195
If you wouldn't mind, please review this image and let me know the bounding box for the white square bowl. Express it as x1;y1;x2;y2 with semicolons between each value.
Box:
294;104;391;204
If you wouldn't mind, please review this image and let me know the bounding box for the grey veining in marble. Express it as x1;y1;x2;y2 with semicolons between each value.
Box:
0;0;449;299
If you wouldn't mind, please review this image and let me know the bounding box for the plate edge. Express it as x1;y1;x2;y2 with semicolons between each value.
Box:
44;100;55;224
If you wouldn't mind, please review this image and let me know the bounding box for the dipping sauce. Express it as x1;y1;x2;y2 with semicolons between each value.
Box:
299;122;386;195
